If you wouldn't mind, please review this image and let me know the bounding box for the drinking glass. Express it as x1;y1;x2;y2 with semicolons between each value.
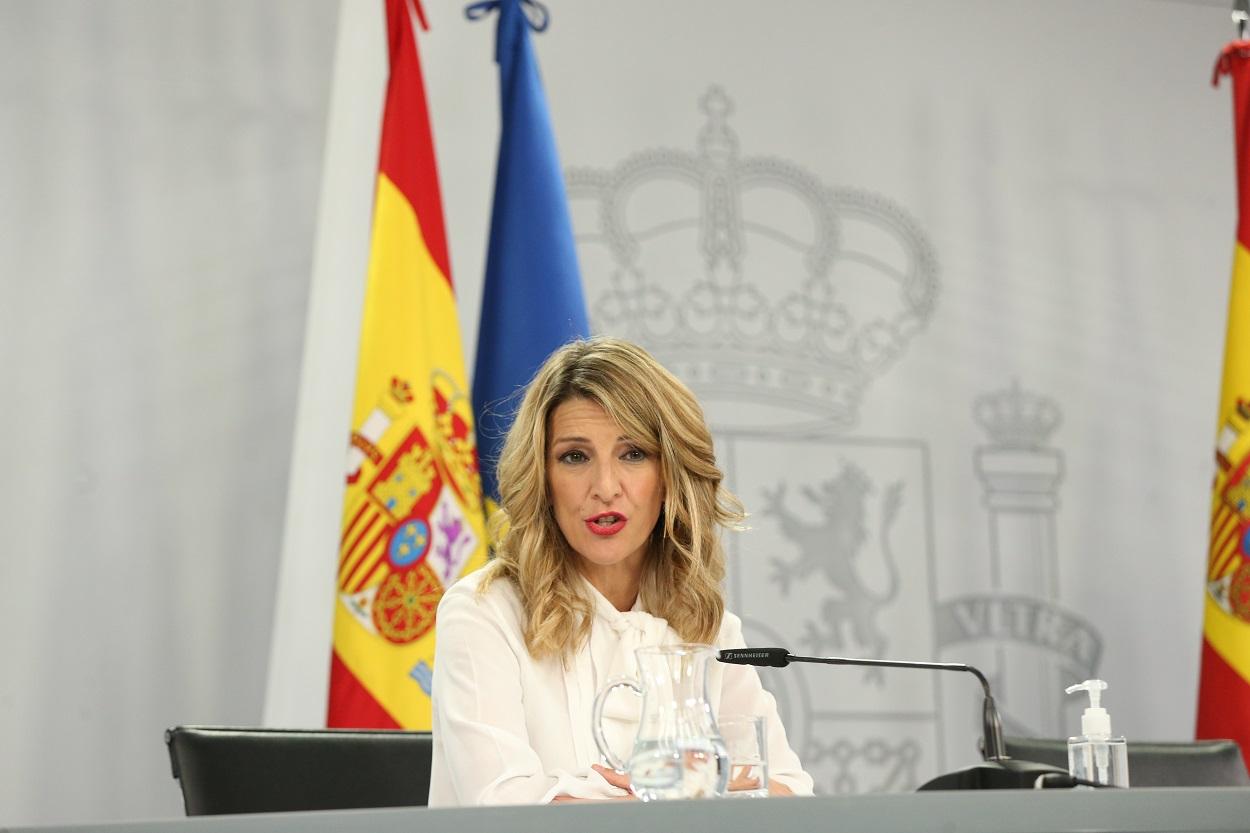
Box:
718;715;769;797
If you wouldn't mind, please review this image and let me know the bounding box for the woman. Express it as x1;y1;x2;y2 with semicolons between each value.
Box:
429;337;813;805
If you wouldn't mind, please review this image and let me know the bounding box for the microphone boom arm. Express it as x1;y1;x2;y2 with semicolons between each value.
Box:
718;649;1008;762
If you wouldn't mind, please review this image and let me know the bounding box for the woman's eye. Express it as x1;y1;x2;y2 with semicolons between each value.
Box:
558;450;587;464
623;448;647;462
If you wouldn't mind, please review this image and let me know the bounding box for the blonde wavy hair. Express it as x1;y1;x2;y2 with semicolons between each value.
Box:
479;337;744;661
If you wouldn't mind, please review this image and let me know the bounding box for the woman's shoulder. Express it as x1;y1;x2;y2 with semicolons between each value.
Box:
435;564;533;665
715;607;746;648
439;562;524;623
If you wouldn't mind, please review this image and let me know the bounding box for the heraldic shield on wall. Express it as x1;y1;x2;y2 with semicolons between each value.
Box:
568;86;1104;792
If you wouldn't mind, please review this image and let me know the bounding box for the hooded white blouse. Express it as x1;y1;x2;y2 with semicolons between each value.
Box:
428;568;814;806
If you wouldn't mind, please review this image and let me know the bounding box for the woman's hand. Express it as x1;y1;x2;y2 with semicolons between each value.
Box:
550;764;636;803
591;763;634;792
726;766;763;793
726;769;794;796
767;778;795;796
552;764;794;801
551;794;636;803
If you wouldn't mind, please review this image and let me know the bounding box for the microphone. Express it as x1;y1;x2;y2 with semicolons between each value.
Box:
718;647;1068;790
718;647;790;668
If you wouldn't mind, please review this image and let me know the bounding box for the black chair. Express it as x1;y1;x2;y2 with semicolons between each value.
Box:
165;726;433;815
1003;736;1250;787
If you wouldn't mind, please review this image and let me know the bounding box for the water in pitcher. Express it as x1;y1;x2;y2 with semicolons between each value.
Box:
628;738;729;801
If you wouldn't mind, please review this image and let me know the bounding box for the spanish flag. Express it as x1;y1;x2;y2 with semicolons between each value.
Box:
328;0;487;729
1199;42;1250;768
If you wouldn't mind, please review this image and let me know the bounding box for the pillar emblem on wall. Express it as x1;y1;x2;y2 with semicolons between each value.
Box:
934;381;1102;738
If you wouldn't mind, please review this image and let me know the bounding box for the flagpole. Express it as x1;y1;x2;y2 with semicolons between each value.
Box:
263;0;386;728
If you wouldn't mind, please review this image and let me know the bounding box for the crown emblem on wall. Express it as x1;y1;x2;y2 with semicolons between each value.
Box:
567;86;940;432
973;380;1062;449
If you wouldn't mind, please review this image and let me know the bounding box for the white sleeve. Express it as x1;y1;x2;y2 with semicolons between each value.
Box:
716;613;816;796
430;584;622;805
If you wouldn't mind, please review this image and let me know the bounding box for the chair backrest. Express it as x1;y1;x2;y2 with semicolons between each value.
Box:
1003;736;1250;787
165;726;433;815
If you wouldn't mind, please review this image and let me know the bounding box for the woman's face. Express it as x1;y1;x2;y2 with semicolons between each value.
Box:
546;397;665;579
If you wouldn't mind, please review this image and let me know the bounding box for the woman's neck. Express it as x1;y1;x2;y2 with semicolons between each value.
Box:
579;561;642;612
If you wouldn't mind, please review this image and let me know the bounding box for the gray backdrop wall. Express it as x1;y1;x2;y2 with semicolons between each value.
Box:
0;0;338;825
0;0;1237;826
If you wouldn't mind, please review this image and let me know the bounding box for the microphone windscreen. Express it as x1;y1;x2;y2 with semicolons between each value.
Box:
717;648;790;667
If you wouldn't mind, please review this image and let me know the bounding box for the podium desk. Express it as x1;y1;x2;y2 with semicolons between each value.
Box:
5;788;1250;833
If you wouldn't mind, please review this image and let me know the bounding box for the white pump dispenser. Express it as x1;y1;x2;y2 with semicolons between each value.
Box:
1065;679;1129;787
1067;679;1111;738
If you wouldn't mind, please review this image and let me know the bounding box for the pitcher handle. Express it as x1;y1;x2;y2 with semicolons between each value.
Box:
591;676;641;772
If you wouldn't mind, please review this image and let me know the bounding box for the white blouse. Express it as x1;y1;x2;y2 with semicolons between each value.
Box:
429;568;814;806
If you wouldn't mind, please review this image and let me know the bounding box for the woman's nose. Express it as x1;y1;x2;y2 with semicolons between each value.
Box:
590;461;622;501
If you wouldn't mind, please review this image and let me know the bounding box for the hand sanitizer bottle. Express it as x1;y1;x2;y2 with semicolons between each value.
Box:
1065;679;1129;787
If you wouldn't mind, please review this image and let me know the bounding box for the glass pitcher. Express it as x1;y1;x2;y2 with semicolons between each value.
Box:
591;643;730;800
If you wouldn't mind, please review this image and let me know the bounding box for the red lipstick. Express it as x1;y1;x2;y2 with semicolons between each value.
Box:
585;512;627;536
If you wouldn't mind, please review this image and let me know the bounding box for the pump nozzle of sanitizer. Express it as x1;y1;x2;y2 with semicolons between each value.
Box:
1064;679;1129;787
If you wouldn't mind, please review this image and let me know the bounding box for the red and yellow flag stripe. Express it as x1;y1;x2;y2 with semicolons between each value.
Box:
328;0;486;729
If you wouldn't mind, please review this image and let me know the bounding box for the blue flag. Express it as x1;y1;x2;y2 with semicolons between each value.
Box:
467;0;590;504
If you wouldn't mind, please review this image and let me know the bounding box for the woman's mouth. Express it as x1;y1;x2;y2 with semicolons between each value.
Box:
585;512;627;536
